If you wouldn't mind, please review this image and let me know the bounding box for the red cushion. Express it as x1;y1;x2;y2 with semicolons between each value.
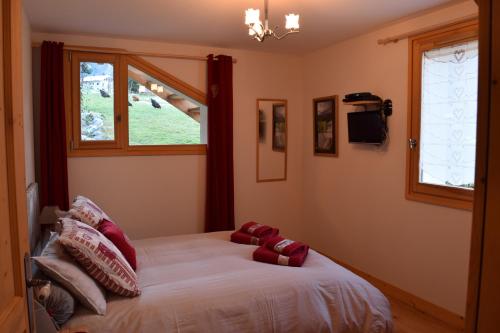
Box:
97;219;137;271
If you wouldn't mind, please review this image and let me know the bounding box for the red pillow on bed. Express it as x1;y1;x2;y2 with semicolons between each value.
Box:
98;219;137;271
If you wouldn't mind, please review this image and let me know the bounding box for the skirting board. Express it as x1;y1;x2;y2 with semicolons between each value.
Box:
323;254;465;331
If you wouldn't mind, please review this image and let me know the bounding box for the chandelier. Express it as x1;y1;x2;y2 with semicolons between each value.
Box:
245;0;300;42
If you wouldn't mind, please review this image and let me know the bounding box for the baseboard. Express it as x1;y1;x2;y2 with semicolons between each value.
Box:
322;254;465;331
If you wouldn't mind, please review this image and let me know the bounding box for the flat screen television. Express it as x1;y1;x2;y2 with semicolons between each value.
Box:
347;111;386;144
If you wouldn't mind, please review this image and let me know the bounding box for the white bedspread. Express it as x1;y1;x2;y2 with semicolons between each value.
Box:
64;231;393;333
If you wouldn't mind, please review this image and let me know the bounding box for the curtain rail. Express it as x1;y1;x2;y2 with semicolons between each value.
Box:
377;14;478;45
31;42;237;63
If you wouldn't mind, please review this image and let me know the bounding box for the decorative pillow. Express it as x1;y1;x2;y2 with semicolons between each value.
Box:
69;195;111;228
33;279;75;328
33;233;107;315
58;218;140;297
98;219;137;271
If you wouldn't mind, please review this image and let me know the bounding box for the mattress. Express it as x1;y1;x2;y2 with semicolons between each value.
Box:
64;231;393;333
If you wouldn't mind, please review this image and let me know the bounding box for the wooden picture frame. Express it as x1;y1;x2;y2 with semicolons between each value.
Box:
313;95;338;157
272;103;286;152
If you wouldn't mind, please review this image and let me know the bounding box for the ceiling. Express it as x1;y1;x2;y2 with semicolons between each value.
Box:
24;0;459;54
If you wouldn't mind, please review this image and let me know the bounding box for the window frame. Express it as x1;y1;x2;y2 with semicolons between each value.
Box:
64;49;207;157
406;19;479;210
71;52;122;150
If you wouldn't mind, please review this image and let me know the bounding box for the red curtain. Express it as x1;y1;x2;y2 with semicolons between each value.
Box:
205;55;235;232
40;41;69;210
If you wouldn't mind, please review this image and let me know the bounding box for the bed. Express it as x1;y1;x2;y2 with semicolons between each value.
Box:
63;231;392;333
27;184;392;333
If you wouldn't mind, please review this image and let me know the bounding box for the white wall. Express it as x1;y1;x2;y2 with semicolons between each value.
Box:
31;32;305;241
301;1;477;315
22;9;35;187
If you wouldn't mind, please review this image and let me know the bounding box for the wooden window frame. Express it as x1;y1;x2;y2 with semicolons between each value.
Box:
64;49;207;157
407;20;479;210
70;52;122;151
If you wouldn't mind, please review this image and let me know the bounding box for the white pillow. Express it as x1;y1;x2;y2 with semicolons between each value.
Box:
33;233;107;315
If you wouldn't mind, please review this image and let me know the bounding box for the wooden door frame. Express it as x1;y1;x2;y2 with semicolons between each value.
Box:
1;0;30;332
465;0;499;331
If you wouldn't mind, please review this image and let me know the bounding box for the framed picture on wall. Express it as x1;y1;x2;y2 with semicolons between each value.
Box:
272;103;286;152
313;95;338;156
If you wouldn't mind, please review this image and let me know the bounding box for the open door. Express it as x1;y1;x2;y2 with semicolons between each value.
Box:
0;0;30;332
466;0;500;332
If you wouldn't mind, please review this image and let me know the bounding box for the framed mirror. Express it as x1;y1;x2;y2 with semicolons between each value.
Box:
256;99;287;182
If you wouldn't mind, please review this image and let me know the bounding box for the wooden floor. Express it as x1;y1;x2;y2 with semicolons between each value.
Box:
390;297;463;333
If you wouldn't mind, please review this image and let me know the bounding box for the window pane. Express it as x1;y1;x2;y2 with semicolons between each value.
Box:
419;40;478;189
80;62;115;141
127;65;205;145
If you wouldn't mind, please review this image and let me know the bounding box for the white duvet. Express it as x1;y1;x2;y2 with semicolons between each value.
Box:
64;231;393;333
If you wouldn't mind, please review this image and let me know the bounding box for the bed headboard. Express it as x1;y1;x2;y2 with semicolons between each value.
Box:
26;182;41;255
25;182;58;333
26;182;39;333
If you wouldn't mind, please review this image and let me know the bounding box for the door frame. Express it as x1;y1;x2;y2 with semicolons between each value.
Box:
465;0;500;331
0;0;30;332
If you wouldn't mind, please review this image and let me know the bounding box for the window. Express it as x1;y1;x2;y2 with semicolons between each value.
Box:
80;62;115;141
127;64;206;146
71;53;120;148
407;20;478;210
65;51;207;156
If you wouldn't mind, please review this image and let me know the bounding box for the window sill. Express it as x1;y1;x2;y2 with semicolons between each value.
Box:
67;144;207;157
406;191;473;211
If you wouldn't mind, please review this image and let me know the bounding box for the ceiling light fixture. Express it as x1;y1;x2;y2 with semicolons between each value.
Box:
245;0;299;42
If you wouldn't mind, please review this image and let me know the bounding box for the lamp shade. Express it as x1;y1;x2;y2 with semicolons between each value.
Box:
157;86;164;93
245;8;260;25
250;20;263;36
285;14;300;30
150;83;158;91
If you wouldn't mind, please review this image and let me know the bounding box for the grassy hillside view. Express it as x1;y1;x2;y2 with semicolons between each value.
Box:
81;92;201;145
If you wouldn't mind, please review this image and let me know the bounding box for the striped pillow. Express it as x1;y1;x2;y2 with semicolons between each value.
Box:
69;196;111;228
58;218;140;297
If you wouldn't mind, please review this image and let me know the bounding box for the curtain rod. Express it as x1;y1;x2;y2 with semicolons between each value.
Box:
377;14;478;45
31;42;238;63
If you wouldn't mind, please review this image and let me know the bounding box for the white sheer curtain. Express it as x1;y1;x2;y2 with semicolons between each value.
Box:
419;40;478;189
